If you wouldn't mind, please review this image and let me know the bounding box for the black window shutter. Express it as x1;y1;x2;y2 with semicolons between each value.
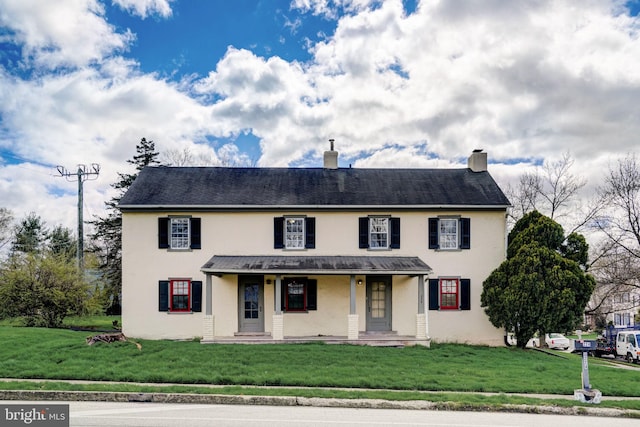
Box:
159;281;169;311
390;217;400;249
190;218;201;249
460;218;471;249
281;281;286;311
191;281;203;312
158;218;169;249
307;279;317;310
428;218;439;249
305;217;316;249
460;279;471;310
428;279;439;310
274;217;284;249
358;217;369;248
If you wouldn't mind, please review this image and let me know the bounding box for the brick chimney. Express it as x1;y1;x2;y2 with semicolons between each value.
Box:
468;149;487;172
324;139;338;169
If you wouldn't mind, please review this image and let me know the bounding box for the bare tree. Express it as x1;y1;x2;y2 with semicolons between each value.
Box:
587;154;640;326
0;207;14;254
162;145;257;167
506;152;597;235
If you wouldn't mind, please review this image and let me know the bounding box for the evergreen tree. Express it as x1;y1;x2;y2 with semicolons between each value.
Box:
48;225;77;260
481;211;595;348
88;138;160;314
11;212;48;255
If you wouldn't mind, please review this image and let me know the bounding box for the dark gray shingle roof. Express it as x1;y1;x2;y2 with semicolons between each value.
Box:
119;166;510;208
201;255;432;275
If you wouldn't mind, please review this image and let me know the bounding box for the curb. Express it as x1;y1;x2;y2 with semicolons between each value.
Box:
1;390;639;419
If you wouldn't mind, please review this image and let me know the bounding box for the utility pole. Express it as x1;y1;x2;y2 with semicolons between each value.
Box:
56;164;100;272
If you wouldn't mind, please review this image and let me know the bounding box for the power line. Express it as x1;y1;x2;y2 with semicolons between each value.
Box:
56;164;100;272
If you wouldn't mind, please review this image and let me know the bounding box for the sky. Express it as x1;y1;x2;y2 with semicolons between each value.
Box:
0;0;639;237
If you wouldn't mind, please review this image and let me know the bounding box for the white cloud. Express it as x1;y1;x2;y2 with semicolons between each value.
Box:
0;0;132;69
1;0;640;235
112;0;174;19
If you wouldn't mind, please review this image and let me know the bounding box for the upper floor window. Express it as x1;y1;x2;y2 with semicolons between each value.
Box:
274;217;315;249
171;218;190;249
158;217;201;250
428;217;470;250
285;217;305;249
614;312;631;326
359;216;400;250
370;217;389;249
158;279;202;313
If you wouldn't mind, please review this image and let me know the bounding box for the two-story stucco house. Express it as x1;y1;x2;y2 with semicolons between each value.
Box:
119;148;510;346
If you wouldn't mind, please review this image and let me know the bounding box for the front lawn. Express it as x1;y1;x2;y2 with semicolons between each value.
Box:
1;326;639;398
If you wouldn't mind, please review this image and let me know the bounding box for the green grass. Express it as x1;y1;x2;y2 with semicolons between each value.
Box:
0;315;121;329
1;326;639;399
1;323;639;414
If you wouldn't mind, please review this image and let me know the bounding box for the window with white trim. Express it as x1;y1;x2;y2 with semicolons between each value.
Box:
158;217;201;250
428;217;471;250
285;217;305;249
369;217;389;249
274;217;315;249
170;218;190;249
439;219;458;250
359;217;400;249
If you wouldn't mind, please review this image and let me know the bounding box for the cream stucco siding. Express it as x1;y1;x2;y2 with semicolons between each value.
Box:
122;208;506;344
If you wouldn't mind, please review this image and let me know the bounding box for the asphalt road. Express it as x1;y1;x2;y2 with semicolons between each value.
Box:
5;400;638;427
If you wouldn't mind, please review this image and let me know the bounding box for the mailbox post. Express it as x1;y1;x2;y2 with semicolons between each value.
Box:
573;339;601;404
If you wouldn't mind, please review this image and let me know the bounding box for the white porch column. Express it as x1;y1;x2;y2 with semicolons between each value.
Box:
416;275;430;346
272;274;284;340
202;274;215;341
348;275;359;340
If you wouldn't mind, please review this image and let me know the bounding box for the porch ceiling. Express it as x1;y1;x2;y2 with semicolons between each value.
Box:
201;255;432;276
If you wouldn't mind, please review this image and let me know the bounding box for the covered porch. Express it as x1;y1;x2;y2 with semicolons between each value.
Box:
199;255;433;347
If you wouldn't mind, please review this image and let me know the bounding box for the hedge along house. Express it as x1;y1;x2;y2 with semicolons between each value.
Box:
119;146;511;346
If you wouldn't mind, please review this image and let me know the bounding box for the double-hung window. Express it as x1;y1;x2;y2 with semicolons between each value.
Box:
428;217;470;250
285;217;305;249
280;277;317;312
429;278;471;311
170;218;190;249
158;217;201;250
439;278;459;309
369;217;389;249
170;279;190;311
273;217;315;249
158;279;202;313
359;216;400;249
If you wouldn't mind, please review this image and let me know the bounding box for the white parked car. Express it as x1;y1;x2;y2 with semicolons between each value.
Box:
531;333;571;350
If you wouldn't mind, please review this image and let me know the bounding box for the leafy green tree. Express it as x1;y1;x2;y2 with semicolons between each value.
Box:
88;138;160;314
0;252;88;327
11;212;48;255
481;211;595;348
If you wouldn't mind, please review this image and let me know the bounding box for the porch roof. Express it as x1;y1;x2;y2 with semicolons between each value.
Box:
201;255;432;276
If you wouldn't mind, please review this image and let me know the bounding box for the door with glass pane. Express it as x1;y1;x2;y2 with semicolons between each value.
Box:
366;276;392;332
238;276;264;333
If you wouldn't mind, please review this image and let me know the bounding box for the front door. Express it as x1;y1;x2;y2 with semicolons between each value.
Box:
238;275;264;333
366;276;392;332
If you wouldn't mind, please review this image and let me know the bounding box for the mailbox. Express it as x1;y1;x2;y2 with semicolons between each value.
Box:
574;339;596;352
